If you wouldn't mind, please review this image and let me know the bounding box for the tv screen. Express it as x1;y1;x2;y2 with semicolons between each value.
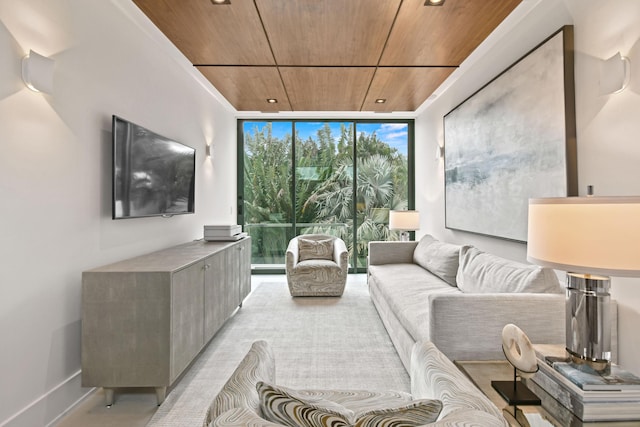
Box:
112;115;195;219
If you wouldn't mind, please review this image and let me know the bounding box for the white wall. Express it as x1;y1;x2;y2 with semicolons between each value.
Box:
0;0;237;425
416;0;640;375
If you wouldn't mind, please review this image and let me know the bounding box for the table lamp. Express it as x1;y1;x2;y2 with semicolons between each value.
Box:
389;210;420;241
527;196;640;371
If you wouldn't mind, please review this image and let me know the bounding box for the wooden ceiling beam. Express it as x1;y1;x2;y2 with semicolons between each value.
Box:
381;0;522;66
256;0;401;66
133;0;523;111
363;67;456;112
279;67;375;111
197;66;290;112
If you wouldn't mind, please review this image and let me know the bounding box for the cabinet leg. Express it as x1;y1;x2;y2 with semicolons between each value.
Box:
155;387;167;406
104;388;114;407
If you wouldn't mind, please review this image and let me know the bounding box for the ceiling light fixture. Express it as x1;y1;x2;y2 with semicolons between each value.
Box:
375;99;386;104
210;0;230;4
266;98;278;104
424;0;445;5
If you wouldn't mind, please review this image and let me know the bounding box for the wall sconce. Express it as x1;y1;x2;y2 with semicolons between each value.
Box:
598;52;630;95
206;144;213;157
22;50;55;94
435;144;444;160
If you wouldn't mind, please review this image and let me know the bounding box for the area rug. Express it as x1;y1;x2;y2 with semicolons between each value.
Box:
147;276;409;426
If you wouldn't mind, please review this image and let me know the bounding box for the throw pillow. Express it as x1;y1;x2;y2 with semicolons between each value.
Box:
298;237;335;262
456;246;563;294
257;381;355;427
353;399;443;427
412;235;461;287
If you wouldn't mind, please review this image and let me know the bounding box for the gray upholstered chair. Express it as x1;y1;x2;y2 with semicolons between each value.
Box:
285;234;348;297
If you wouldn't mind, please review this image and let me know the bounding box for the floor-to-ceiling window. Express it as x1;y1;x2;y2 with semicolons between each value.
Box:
238;119;414;273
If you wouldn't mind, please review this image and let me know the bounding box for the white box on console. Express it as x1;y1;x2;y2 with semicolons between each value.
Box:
204;225;241;237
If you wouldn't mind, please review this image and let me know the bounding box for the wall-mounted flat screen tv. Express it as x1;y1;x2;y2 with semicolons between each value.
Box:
112;115;195;219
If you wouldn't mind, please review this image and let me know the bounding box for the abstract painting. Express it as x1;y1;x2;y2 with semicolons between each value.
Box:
444;26;577;242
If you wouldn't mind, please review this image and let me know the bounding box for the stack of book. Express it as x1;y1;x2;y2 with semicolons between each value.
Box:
526;345;640;423
203;225;247;241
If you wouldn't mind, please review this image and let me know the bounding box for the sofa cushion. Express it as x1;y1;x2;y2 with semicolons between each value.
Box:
412;235;461;287
257;381;354;426
456;246;563;294
367;264;458;343
206;340;275;425
353;399;443;426
298;238;334;261
292;389;413;414
212;407;283;426
257;381;443;427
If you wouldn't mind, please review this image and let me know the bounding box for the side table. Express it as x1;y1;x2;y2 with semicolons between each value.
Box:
455;360;640;427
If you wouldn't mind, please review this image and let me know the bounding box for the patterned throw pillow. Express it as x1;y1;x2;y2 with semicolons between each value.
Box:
257;382;443;427
257;381;354;427
212;407;284;426
353;399;443;426
298;238;335;262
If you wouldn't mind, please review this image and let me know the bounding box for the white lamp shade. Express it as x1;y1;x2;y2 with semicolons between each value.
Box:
22;50;55;94
527;197;640;277
389;210;420;231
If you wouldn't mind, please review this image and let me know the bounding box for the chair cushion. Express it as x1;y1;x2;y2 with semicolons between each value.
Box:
257;382;443;427
206;341;276;424
412;235;461;287
289;389;413;414
298;237;335;261
211;407;283;426
257;381;354;426
353;399;442;426
456;246;563;294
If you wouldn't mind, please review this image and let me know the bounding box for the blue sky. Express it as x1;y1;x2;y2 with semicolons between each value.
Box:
244;121;408;156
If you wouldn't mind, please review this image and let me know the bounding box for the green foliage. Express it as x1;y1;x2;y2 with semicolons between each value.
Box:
242;121;409;266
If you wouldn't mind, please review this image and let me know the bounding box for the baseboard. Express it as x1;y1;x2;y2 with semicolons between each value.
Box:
0;371;94;427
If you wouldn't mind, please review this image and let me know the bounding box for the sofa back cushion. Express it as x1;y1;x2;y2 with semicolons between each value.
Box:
456;246;563;294
413;235;461;287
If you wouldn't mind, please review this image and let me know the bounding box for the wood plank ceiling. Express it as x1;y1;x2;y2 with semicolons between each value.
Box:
133;0;521;113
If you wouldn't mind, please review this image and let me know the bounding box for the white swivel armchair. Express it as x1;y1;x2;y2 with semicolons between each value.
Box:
285;234;348;297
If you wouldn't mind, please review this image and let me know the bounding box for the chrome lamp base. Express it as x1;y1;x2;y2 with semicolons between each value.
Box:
565;272;612;373
399;231;410;241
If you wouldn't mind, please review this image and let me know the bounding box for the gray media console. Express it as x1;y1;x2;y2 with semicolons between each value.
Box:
81;238;251;406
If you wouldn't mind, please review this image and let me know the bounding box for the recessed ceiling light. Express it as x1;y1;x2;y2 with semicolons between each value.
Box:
266;98;278;104
211;0;230;4
424;0;445;5
375;99;386;104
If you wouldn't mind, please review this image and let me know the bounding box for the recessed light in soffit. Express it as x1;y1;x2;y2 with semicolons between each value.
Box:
424;0;445;5
266;98;278;104
375;99;386;104
211;0;230;4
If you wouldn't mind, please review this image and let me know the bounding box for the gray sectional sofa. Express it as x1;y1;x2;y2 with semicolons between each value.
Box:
205;340;508;426
368;235;569;370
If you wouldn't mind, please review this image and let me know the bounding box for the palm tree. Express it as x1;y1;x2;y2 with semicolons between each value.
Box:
303;154;406;265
